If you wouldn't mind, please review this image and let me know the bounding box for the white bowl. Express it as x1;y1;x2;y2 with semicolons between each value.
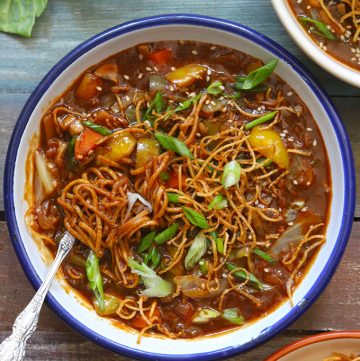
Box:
265;331;360;361
4;14;356;360
271;0;360;88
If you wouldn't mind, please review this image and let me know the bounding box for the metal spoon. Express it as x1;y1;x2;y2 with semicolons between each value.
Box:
0;231;75;361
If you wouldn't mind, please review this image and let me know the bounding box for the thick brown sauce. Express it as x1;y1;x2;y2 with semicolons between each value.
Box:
29;40;332;338
288;0;360;71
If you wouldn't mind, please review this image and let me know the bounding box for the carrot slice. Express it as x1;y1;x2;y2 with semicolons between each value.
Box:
149;49;172;65
131;308;161;330
165;170;186;190
74;128;103;160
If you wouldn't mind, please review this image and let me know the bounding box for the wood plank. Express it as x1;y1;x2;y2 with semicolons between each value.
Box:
0;0;359;97
0;330;308;360
1;221;359;359
0;94;358;214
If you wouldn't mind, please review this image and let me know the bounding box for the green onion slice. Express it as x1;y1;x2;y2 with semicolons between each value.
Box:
222;160;241;188
167;192;180;203
137;230;156;253
235;59;278;90
252;247;276;264
222;308;245;325
226;262;265;290
86;251;105;311
182;206;209;229
154;223;179;244
208;194;228;210
244;111;278;130
298;16;336;40
155;131;194;159
83;121;112;136
185;232;208;270
207;80;224;95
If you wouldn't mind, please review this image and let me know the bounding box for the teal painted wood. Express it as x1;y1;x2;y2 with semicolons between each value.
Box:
0;3;359;358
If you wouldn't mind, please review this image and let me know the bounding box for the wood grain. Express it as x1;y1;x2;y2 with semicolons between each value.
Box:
0;0;359;359
1;221;359;359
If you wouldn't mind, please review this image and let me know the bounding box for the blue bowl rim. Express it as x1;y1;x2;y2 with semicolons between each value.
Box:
3;13;355;361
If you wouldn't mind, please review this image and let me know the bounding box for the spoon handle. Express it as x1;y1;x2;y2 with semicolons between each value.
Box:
0;232;75;361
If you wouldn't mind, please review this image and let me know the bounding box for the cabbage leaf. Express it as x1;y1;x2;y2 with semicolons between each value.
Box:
0;0;48;37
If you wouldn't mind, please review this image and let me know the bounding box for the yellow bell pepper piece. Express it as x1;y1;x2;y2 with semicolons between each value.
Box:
136;138;160;168
104;131;136;161
165;64;207;88
248;126;289;169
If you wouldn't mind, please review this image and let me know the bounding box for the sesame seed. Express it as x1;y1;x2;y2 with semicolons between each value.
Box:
280;133;286;138
306;127;312;132
206;76;210;82
222;273;227;278
154;66;159;72
219;85;225;90
137;73;143;79
144;120;151;127
313;139;317;147
145;67;152;72
192;50;198;55
123;74;130;80
205;99;210;104
283;129;288;134
288;221;294;226
306;5;311;9
125;95;130;102
306;181;311;186
287;91;293;96
210;101;216;106
207;69;212;75
200;283;205;289
169;86;174;91
138;54;144;60
96;86;102;91
293;180;298;185
170;66;176;71
210;46;217;50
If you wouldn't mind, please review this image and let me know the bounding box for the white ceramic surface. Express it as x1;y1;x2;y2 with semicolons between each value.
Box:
278;338;360;361
271;0;360;88
5;16;354;360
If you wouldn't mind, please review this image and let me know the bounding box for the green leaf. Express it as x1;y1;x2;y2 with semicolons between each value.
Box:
137;230;157;253
222;308;245;325
182;206;209;229
86;251;105;311
154;223;179;244
298;16;336;40
222;160;241;188
257;158;273;167
144;91;165;120
208;194;228;210
159;171;170;181
155;131;194;159
235;59;278;90
244;111;278;130
207;81;224;95
252;247;276;264
143;247;161;269
128;258;172;297
167;192;180;204
225;92;241;99
174;94;201;112
226;262;264;290
0;0;48;37
185;232;208;269
83;121;112;136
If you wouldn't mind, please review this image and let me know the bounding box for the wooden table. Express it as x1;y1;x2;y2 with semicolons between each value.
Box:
0;1;359;360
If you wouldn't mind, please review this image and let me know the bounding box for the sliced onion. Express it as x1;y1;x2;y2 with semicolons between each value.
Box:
271;214;321;260
34;150;57;195
126;192;152;219
174;275;227;299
